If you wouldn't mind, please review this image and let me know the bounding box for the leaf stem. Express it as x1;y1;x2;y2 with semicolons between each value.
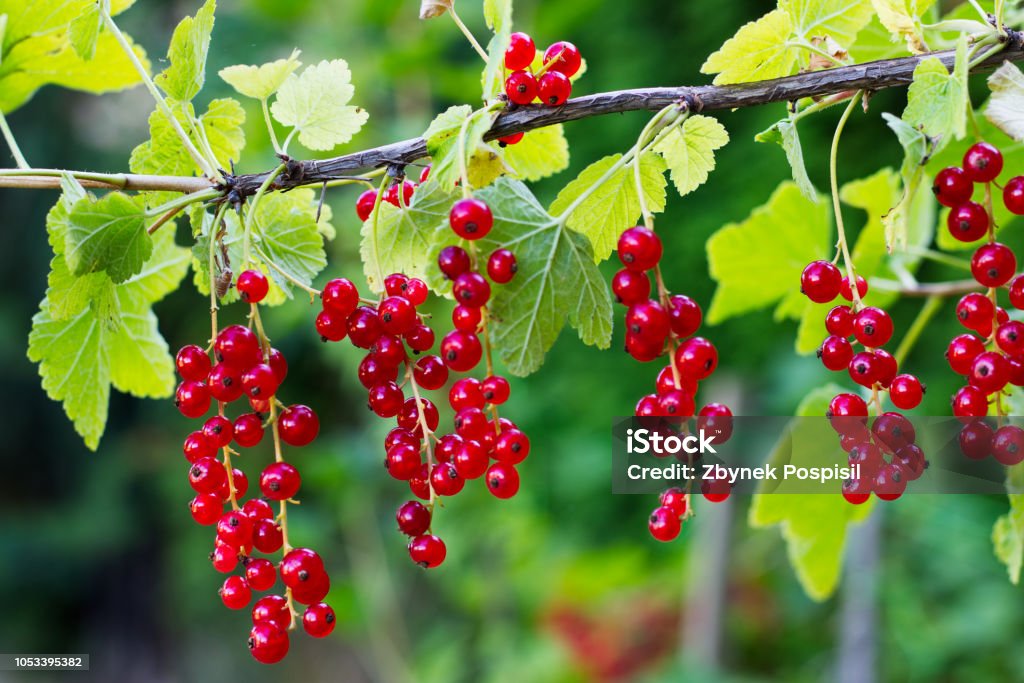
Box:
144;187;220;217
448;7;490;63
903;246;973;271
893;295;943;367
262;98;283;154
829;90;863;309
253;244;321;300
0;111;28;169
405;363;438;509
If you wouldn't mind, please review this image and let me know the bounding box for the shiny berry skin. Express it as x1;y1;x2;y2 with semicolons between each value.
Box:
1004;176;1024;215
358;356;398;389
413;355;448;391
970;351;1009;394
405;324;435;353
952;385;988;421
408;534;446;568
404;278;429;306
1009;356;1024;386
346;307;383;349
176;345;211;382
430;462;465;496
626;301;670;342
252;520;284;554
873;349;898;388
252;594;290;629
291;573;330;606
237;269;269;304
675;337;717;380
659;488;688;517
997;321;1024;356
418;165;431;183
617;227;662;272
437;245;472;279
848;351;879;388
959;420;993;460
377;296;417;336
248;623;289;664
214;325;261;369
486;462;520;499
504;70;538;105
853;307;893;348
842;477;872;505
963;142;1003;183
453;272;491;307
933;166;973;207
800;260;841;303
449;198;493;240
386;444;422;480
947;201;989;242
648;506;681;542
957;292;995;333
210;543;239;573
396;500;431;536
667;295;702;337
505;32;536;70
698;403;734;443
241;363;278;400
700;476;731;503
322;278;359;317
369;381;404;417
231;413;264;448
434;433;462;463
220;575;252;610
176;380;211;418
385;427;420;453
385;273;409;295
202;416;233;449
183;431;215;462
441;330;483;372
828;393;868;435
454;440;489;479
244;558;277;592
494;429;530;464
947;334;985;375
190;493;222;525
874;463;907;501
818;335;853;371
487;249;518;284
839;275;868;302
278;404;319;446
450;377;485;410
399;397;440;435
370;335;407;367
356;189;378;221
538;71;572;105
481;375;511;404
543;41;582;77
315;309;346;342
993;425;1024;466
303;603;336;638
498;132;525;146
889;374;924;410
208;362;245;403
189;456;226;495
612;269;651;305
452;305;482;332
280;548;325;589
825;305;854;337
259;462;301;500
972;242;1016;287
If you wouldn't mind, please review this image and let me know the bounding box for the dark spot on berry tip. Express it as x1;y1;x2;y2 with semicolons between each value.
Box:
298;570;309;582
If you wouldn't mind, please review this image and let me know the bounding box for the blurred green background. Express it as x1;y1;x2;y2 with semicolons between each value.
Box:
1;1;1023;681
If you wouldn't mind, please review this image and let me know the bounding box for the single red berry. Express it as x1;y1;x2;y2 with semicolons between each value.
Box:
659;488;688;517
175;380;211;418
487;249;518;284
347;306;383;349
189;456;226;495
176;345;212;382
612;269;651;305
997;321;1024;356
303;603;336;638
452;304;481;332
952;385;988;421
430;462;465;496
378;296;418;335
245;558;278;592
243;498;275;521
1004;176;1024;214
1009;356;1024;386
386;443;422;481
543;41;582;77
202;415;233;449
241;363;279;399
408;534;446;568
842;477;872;505
675;337;717;380
252;594;290;629
970;351;1009;394
481;375;511;404
486;462;520;499
435;433;462;463
800;260;842;303
248;623;289;664
358;356;398;389
889;374;924;410
667;295;702;337
210;543;239;573
873;349;898;389
369;381;404;418
215;325;262;369
959;420;993;460
252;520;284;554
216;510;253;548
384;181;415;207
268;348;288;384
449;377;485;410
259;462;301;500
946;334;986;375
818;335;853;371
635;394;660;417
853;306;893;348
280;548;325;589
291;573;330;606
189;493;222;525
828;393;869;437
617;227;662;272
494;429;530;464
453;440;489;479
504;70;538;105
648;506;681;542
237;269;269;304
384;273;409;297
396;500;431;536
449;198;494;240
993;425;1024;466
947;201;990;242
438;245;472;279
700;476;731;502
220;575;252;610
957;292;996;333
385;427;420;453
278;405;319;446
505;32;536;70
413;355;449;391
538;71;572;105
825;305;854;337
498;132;525;146
233;413;265;448
963;142;1003;183
839;275;868;302
933;166;973;207
356;189;378;221
972;242;1017;287
405;324;435;353
848;351;879;388
321;278;359;317
698;403;734;443
453;272;491;307
316;309;347;342
399;397;440;434
874;463;907;501
441;330;483;372
626;301;670;344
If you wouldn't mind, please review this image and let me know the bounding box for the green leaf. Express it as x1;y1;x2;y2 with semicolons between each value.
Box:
46;256;119;327
706;181;831;325
757;118;818;201
503;125;570;181
251;189;327;297
483;0;511;31
870;0;934;52
849;15;913;62
548;152;667;262
219;49;302;100
423;105;496;190
994;463;1024;584
65;192;151;283
882;112;935;249
361;180;454;292
749;384;876;601
271;59;368;152
701;9;797;85
69;3;101;60
154;0;216;102
471;178;613;375
902;35;968;147
653;115;729;197
200;98;246;168
782;0;875;45
985;61;1024;142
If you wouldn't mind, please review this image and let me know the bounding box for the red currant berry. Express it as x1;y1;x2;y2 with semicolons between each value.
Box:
241;363;279;400
449;198;494;240
481;375;511;404
1005;176;1024;214
202;416;233;449
873;463;907;501
268;348;288;384
385;427;420;453
280;548;325;589
243;498;274;521
486;462;520;499
828;393;868;429
358;356;398;389
825;305;854;337
206;366;248;404
498;132;525;146
800;260;841;303
252;594;290;629
504;70;538;105
189;493;222;525
220;575;252;610
452;304;481;332
399;397;440;435
889;374;924;410
430;462;465;496
667;295;702;337
315;310;347;342
1010;275;1024;310
972;242;1016;287
952;385;988;421
253;520;284;554
176;345;212;382
487;249;518;284
233;413;265;448
248;623;289;664
396;500;431;536
347;306;383;348
700;475;731;502
839;275;868;302
543;41;582;77
848;351;879;387
384;180;415;207
626;301;670;343
648;506;681;542
176;380;211;418
384;273;409;297
435;433;462;463
957;292;995;333
947;334;985;375
303;603;336;639
189;456;226;495
450;377;485;410
369;381;404;418
659;488;688;517
675;337;718;380
413;355;448;391
818;335;853;371
405;324;435;353
933;166;973;207
184;432;216;468
438;245;472;279
322;278;359;317
259;462;301;500
453;272;491;307
617;227;662;272
853;306;893;348
997;321;1024;356
635;394;660;416
970;351;1009;394
959;420;993;460
378;296;418;335
278;404;319;446
356;189;378;221
993;425;1024;466
698;403;734;443
842;477;872;505
237;269;269;304
947;201;989;242
215;325;262;369
386;443;422;481
873;349;898;388
538;71;571;105
505;32;536;70
611;269;651;305
494;429;530;464
441;330;483;372
963;141;1003;183
408;534;446;568
210;543;239;573
454;440;489;479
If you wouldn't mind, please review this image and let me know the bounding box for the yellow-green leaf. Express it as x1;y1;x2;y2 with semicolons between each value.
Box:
154;0;215;102
219;49;302;101
701;9;797;85
503;125;570;181
653;115;729;197
271;59;368;152
902;35;968;146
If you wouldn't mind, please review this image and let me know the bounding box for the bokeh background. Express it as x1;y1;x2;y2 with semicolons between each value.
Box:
1;1;1023;681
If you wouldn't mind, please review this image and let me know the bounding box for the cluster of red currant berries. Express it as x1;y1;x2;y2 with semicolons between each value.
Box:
174;269;332;664
830;402;925;503
354;165;433;222
934;143;1024;422
502;32;582;131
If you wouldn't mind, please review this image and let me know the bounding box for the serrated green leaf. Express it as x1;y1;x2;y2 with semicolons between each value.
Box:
121;227;191;304
870;0;934;52
200;98;246;168
470;178;613;375
653;115;729;197
66;192;151;283
154;0;216;102
902;35;968;147
756;118;818;201
782;0;875;45
707;182;831;325
701;9;797;85
985;61;1024;142
251;189;327;297
106;287;175;397
361;180;454;292
548;152;667;262
423;105;496;190
219;49;301;100
503;125;570;181
271;59;368;152
749;383;875;601
46;255;119;327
